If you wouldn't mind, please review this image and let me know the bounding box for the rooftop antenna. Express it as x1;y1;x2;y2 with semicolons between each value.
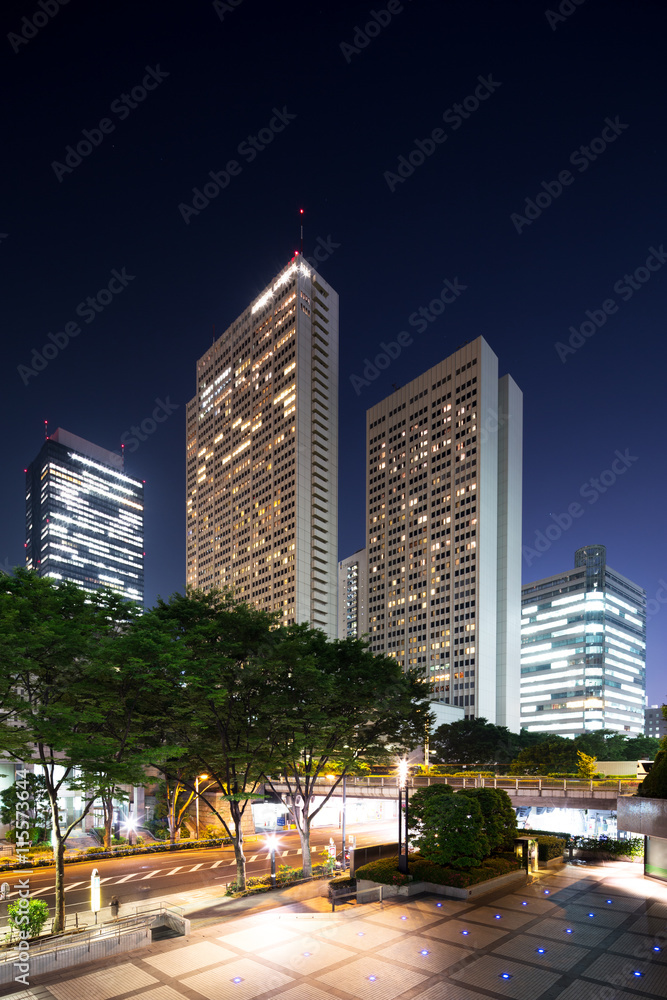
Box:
44;419;48;440
212;324;215;346
120;442;125;473
299;208;304;256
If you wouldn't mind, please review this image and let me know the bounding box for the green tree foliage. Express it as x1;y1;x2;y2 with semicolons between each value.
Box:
408;785;489;868
636;736;667;798
430;717;522;769
459;788;517;851
0;773;50;844
576;750;599;780
262;625;432;876
510;737;579;775
7;898;49;940
144;588;282;890
0;570;152;933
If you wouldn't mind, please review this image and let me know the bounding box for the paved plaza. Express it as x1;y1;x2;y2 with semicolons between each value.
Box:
4;861;667;1000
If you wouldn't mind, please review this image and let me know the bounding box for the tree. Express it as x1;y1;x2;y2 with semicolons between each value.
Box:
145;588;282;890
430;717;523;769
636;734;667;798
0;570;152;932
459;787;517;851
510;737;578;775
262;625;432;876
577;750;598;780
408;787;489;868
0;772;50;844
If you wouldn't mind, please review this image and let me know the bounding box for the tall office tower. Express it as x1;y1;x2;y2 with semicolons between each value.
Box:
338;548;367;639
365;337;523;727
187;256;339;635
645;706;667;740
25;428;144;603
521;545;646;736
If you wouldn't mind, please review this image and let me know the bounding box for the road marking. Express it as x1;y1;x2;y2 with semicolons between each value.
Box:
140;871;162;880
99;877;115;884
210;860;228;868
281;850;289;857
63;881;87;892
114;872;142;883
297;849;302;854
189;864;205;872
160;867;184;876
249;855;258;862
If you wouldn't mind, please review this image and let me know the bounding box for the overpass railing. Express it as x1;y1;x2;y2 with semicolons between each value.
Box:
265;775;639;794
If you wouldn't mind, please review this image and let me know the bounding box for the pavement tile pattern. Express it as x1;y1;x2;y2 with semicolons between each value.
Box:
3;861;667;1000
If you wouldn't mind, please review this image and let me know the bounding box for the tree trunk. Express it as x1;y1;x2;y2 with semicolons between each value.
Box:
233;837;246;888
102;792;113;849
52;830;66;934
297;817;313;876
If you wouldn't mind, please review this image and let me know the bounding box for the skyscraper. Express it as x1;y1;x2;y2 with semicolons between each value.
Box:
521;545;646;736
338;549;367;639
25;428;144;603
187;256;339;635
365;337;523;728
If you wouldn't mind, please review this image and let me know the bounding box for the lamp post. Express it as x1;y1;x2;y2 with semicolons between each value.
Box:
341;772;347;871
195;773;209;840
397;758;409;874
265;833;279;887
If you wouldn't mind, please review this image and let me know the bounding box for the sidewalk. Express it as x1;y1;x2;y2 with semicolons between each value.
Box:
3;860;667;1000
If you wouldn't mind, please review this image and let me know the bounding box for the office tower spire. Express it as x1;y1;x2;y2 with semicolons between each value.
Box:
187;256;339;635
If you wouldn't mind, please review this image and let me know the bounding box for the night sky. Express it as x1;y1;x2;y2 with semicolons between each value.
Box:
2;0;665;703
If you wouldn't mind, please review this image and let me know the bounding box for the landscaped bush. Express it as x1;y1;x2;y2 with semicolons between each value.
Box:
535;836;566;861
6;899;49;940
408;786;489;868
575;836;643;859
521;829;572;840
328;876;356;898
355;852;521;889
636;741;667;798
458;788;517;851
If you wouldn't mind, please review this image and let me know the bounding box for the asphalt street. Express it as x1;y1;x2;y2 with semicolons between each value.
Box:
0;822;395;921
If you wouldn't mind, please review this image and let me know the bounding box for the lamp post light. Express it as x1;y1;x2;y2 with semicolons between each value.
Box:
195;773;209;840
397;758;409;875
265;833;279;887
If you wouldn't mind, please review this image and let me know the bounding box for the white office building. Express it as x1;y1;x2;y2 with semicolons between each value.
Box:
365;337;523;728
521;545;646;736
186;256;339;636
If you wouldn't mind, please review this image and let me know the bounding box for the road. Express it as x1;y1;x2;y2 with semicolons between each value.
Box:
0;822;395;921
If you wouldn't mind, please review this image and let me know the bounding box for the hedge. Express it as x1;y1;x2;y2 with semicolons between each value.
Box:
535;836;566;861
355;853;521;889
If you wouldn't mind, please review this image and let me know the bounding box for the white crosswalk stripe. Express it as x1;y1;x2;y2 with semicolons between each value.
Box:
114;872;142;883
189;863;205;872
210;859;228;868
140;870;163;879
63;881;87;892
160;867;184;876
249;855;258;862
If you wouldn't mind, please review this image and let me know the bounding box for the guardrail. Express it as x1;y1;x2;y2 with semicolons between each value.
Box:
265;775;639;793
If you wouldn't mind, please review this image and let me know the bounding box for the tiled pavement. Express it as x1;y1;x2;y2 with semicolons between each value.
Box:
4;861;667;1000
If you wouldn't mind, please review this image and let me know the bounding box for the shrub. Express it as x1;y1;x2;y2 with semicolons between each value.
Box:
408;785;489;868
535;836;566;861
355;853;520;888
636;742;667;798
7;899;50;940
458;788;517;851
575;836;643;858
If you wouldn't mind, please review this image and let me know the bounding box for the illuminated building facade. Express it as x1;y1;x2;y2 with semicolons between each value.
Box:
25;428;144;603
186;257;339;636
338;549;367;639
645;705;667;740
365;337;523;728
521;545;646;736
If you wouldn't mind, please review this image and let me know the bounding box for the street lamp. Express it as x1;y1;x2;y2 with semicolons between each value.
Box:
397;758;409;874
265;832;279;887
195;774;209;840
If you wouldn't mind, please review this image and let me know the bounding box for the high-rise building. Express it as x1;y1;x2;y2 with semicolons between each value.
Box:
521;545;646;736
25;428;144;603
645;705;667;741
365;337;523;728
187;256;339;635
338;548;367;639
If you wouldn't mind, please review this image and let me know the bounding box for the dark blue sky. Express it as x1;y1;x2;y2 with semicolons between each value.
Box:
2;0;665;703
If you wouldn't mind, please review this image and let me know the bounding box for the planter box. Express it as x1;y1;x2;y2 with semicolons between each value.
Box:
357;868;526;901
